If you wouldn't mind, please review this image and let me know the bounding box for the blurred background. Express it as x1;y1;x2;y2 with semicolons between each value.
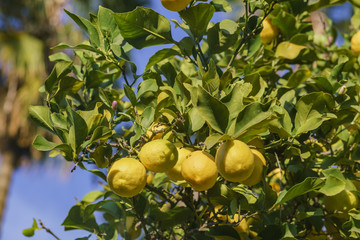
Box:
0;0;354;239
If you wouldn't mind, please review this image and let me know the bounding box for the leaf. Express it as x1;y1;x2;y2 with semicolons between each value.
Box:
287;69;311;88
97;6;119;41
180;3;215;40
33;135;58;151
52;42;103;55
275;177;324;206
207;19;240;54
22;228;35;237
275;42;306;60
210;0;232;12
137;79;158;99
123;84;137;106
318;175;346;196
204;134;232;149
113;7;174;49
62;205;99;232
188;107;206;132
29;106;54;133
201;59;220;92
233;102;273;139
64;9;100;47
195;86;229;133
82;190;104;203
45;61;73;94
145;48;180;71
294;92;336;135
67;107;88;153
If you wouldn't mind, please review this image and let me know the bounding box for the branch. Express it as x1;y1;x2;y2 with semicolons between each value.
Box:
39;219;61;240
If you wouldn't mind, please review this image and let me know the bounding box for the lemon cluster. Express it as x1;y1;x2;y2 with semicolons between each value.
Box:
107;137;266;198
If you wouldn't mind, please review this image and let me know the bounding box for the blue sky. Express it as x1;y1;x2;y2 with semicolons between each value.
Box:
0;2;353;240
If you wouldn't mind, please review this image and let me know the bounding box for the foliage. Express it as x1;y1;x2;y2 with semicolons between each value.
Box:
25;0;360;239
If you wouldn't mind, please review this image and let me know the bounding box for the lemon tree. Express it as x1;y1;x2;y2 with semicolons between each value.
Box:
24;0;360;239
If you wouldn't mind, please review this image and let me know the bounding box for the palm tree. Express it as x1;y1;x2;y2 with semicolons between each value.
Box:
0;0;149;230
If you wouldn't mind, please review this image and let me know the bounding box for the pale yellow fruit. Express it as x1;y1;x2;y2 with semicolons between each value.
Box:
107;158;147;197
351;30;360;55
260;17;279;44
166;147;193;181
181;151;218;191
161;0;191;12
209;205;228;222
230;214;250;236
215;140;255;182
324;190;358;212
146;172;154;185
241;149;266;186
267;168;284;194
138;139;178;172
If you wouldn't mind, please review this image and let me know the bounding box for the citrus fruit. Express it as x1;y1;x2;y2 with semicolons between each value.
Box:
324;190;358;212
230;214;250;237
166;147;193;181
241;149;266;186
107;158;147;198
215;140;255;182
351;30;360;55
160;0;192;12
138;139;178;172
181;151;218;191
260;17;279;44
209;205;228;222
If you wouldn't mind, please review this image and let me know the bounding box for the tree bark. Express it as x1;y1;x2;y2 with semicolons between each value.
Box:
0;150;15;233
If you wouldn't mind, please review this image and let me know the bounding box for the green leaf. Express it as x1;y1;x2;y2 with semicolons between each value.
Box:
62;205;99;232
137;79;158;99
145;48;180;71
123;84;137;106
201;59;220;92
275;42;306;60
275;177;324;206
22;228;35;237
52;42;103;55
204;134;232;149
207;19;240;54
98;6;119;41
64;9;100;47
318;175;346;196
29;106;54;133
82;190;105;203
294;92;336;135
67;107;88;153
113;7;174;49
180;3;215;40
210;0;232;12
287;69;311;88
33;135;58;151
195;86;229;133
45;61;73;94
233;102;273;139
188;107;206;132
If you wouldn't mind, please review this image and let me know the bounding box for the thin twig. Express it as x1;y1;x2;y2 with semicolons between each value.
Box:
39;219;61;240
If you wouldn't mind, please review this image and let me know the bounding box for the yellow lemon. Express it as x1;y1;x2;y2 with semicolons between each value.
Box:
107;158;147;198
241;149;266;186
324;190;358;212
181;151;218;191
230;214;250;236
161;0;192;12
166;147;193;181
138;139;178;172
351;30;360;55
215;140;255;182
260;17;279;44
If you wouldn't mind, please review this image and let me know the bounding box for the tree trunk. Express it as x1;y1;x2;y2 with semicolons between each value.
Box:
0;150;15;232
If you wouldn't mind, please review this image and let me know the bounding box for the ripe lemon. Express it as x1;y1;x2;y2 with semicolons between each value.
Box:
260;17;279;44
138;139;178;172
181;151;218;191
161;0;191;12
230;214;250;237
107;158;147;198
215;140;255;182
324;190;358;212
166;147;193;181
351;30;360;55
241;149;266;186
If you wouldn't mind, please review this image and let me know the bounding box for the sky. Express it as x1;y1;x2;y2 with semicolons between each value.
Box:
0;2;354;240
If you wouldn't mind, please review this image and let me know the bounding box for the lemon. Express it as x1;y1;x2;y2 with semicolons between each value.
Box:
118;215;142;240
181;151;218;191
241;149;266;186
260;17;279;44
351;30;360;55
138;139;178;172
324;190;358;212
215;140;255;182
107;158;147;198
209;205;228;222
166;147;193;181
230;214;250;237
160;0;192;12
